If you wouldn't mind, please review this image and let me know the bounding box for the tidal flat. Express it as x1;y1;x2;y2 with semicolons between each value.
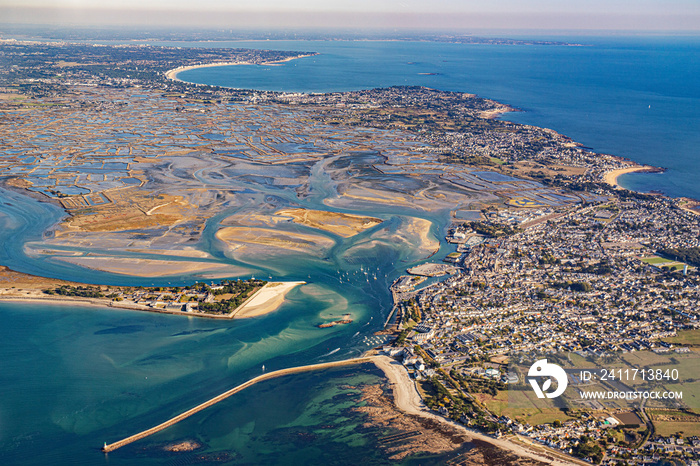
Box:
0;84;591;464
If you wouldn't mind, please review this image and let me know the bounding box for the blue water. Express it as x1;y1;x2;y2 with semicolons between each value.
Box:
1;35;698;464
176;37;700;200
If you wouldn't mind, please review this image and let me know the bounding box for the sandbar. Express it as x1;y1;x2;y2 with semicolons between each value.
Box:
216;226;335;256
231;281;305;318
404;217;439;254
275;208;382;238
54;256;243;278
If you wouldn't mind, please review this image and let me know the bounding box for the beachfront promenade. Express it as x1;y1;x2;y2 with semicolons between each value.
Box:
102;357;374;452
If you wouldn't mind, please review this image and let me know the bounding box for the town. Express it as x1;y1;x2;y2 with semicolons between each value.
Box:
386;191;699;464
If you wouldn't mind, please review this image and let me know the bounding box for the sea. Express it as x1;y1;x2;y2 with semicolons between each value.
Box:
0;35;698;465
174;36;700;200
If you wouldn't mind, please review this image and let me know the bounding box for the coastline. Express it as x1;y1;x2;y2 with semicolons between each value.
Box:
602;165;662;189
230;281;305;318
0;274;303;320
101;353;582;464
164;54;314;82
372;355;585;465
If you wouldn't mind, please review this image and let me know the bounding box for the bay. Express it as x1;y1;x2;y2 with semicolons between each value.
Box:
176;37;700;200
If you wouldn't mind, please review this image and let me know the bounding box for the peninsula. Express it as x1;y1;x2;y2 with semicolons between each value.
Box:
0;266;302;319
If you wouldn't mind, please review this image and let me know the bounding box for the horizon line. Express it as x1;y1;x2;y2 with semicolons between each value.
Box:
2;7;699;32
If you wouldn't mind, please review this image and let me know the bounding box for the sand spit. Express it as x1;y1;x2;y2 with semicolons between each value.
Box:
0;264;299;321
0;280;302;320
54;256;240;278
231;281;305;318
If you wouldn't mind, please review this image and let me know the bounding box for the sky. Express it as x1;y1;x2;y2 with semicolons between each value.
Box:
2;0;700;31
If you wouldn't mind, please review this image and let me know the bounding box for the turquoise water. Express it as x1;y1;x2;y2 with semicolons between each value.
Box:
2;35;698;464
0;302;465;465
0;301;378;464
176;37;700;200
0;149;454;464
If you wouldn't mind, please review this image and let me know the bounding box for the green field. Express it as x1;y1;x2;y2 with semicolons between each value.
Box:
479;389;573;425
652;421;700;437
641;256;672;264
641;256;689;271
648;352;700;376
622;351;678;367
667;329;700;346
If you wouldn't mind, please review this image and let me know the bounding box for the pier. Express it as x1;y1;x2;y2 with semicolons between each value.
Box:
101;357;373;453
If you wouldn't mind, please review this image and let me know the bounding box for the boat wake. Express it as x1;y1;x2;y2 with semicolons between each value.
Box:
322;347;341;357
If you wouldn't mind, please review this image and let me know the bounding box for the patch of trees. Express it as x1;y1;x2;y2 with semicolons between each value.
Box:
551;281;593;292
451;370;506;396
212;279;267;295
395;329;409;345
43;285;104;298
463;221;520;238
580;261;613;275
571;436;603;464
660;247;700;267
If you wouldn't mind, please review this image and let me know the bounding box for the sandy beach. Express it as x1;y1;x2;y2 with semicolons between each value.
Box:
165;62;249;81
232;281;305;318
0;281;304;320
164;54;314;81
603;165;656;188
372;355;585;465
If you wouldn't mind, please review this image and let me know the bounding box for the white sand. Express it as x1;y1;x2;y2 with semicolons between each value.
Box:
232;281;305;318
603;166;650;188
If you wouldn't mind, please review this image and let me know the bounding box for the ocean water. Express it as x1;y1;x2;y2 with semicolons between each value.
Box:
1;35;698;464
176;37;700;200
0;147;454;463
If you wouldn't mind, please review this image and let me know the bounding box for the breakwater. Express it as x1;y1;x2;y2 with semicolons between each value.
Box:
102;357;374;452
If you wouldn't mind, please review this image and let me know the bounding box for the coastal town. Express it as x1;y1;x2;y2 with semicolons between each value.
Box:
385;191;699;463
0;37;699;465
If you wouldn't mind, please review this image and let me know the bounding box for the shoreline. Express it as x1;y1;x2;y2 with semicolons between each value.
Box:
602;164;663;189
164;54;314;82
0;281;303;320
230;281;305;318
100;354;582;464
372;355;584;465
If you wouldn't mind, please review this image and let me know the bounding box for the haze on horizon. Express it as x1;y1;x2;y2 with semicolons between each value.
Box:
2;0;700;32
